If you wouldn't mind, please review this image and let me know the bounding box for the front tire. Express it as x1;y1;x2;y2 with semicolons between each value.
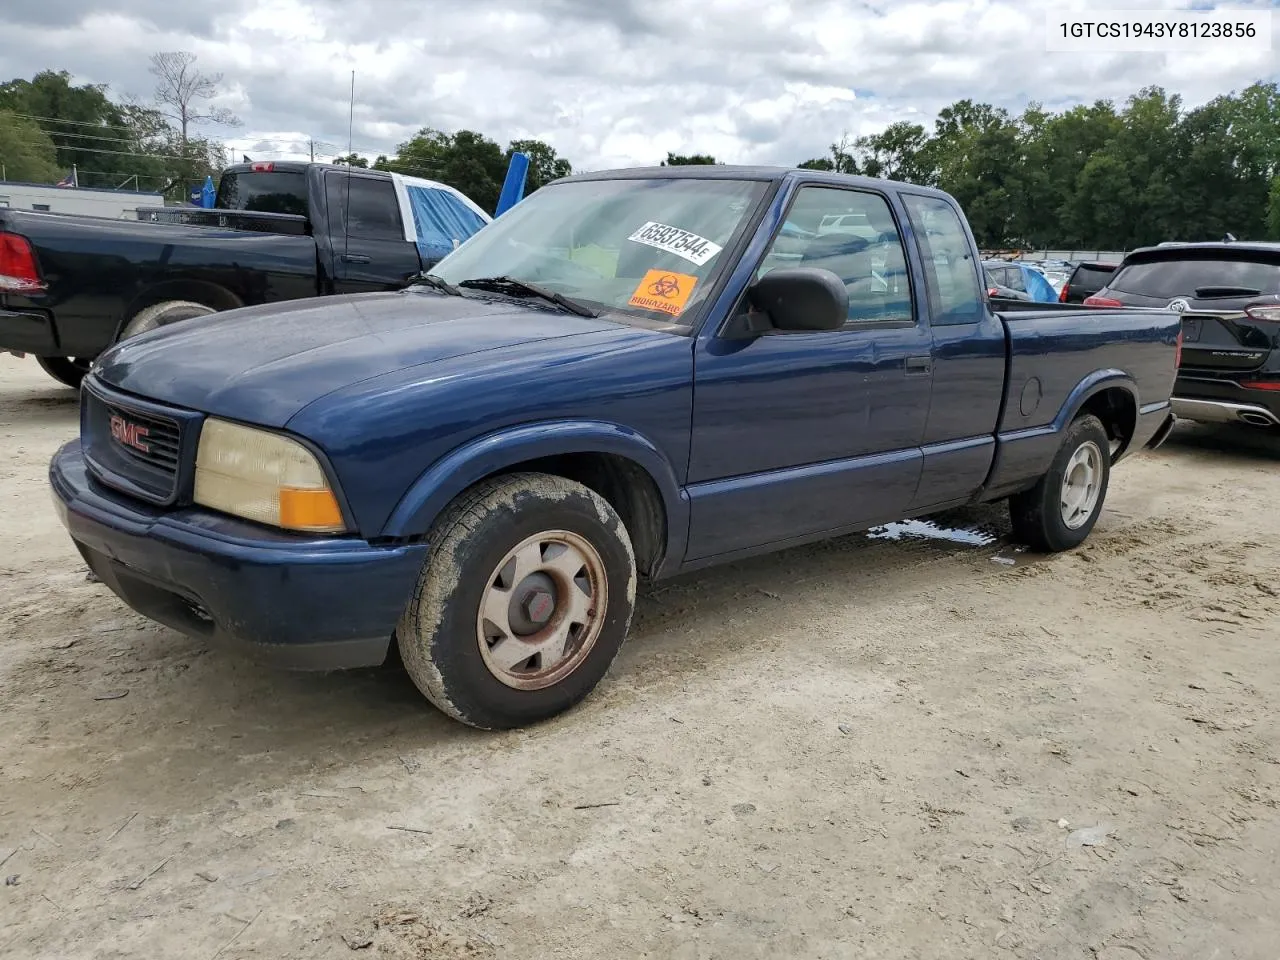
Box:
36;356;92;390
397;473;637;730
1009;414;1111;552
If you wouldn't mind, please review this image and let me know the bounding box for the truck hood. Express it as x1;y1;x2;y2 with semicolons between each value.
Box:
93;290;626;427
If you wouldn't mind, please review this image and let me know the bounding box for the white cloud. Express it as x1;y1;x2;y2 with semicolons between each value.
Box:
2;0;1276;178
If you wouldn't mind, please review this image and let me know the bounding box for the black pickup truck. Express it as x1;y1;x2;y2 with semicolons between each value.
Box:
0;162;491;388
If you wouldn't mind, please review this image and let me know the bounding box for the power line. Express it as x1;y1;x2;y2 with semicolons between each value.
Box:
3;137;216;162
4;111;151;134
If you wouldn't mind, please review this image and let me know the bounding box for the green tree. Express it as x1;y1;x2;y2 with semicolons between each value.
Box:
1062;87;1182;248
799;135;859;174
332;153;368;167
0;70;172;192
0;110;62;182
661;152;717;165
1268;177;1280;240
853;121;933;184
925;101;1023;246
377;128;509;212
507;138;572;192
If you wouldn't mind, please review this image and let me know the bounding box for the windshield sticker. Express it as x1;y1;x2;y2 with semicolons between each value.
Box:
626;222;723;266
629;269;699;317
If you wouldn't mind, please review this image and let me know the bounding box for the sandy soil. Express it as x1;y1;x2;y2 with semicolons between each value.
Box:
2;352;1279;960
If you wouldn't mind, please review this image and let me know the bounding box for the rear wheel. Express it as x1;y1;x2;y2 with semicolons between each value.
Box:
36;356;92;390
397;473;637;730
119;300;216;340
1009;414;1111;552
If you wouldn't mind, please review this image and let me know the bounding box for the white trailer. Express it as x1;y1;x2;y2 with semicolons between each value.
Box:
0;181;165;219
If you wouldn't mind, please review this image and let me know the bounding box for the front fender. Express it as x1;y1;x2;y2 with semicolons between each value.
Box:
379;419;688;568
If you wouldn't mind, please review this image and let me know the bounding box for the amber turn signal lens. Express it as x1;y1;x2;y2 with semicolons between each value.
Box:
278;487;345;531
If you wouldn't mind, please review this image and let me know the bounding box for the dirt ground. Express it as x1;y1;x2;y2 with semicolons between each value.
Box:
2;353;1279;960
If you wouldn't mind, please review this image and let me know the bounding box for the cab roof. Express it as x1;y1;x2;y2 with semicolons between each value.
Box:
553;164;955;200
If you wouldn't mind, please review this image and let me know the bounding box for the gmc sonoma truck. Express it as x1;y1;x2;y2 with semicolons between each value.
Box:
0;161;490;388
49;166;1180;729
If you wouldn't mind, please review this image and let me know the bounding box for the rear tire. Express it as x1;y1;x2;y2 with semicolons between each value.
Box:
36;356;91;390
1009;414;1111;552
119;300;216;340
397;473;637;730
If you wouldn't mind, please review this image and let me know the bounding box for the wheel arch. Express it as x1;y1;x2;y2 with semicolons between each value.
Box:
1056;371;1140;461
380;421;688;579
117;279;244;338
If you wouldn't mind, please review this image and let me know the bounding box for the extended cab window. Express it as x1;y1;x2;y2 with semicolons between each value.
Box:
758;186;912;324
326;175;404;242
902;195;984;325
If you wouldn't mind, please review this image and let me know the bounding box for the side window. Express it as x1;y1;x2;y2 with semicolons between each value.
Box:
902;194;984;325
757;186;913;325
326;175;404;242
1005;266;1027;292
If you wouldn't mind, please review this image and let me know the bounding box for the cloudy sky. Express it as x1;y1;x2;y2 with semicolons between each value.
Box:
4;0;1278;173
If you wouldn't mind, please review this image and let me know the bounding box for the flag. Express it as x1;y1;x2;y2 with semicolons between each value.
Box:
56;170;76;188
242;154;252;163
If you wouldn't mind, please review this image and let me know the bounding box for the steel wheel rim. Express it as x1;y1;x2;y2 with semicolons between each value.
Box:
1060;441;1103;530
476;529;607;691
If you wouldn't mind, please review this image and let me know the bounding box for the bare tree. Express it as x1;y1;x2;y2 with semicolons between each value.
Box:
148;51;241;146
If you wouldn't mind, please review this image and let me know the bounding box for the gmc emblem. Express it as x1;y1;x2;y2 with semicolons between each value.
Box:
109;414;151;453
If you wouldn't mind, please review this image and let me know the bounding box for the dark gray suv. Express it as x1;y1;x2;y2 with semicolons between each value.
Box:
1088;243;1280;429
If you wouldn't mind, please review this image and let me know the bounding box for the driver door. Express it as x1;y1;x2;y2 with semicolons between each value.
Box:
684;183;934;562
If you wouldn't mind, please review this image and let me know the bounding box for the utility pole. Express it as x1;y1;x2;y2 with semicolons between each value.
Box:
309;138;315;161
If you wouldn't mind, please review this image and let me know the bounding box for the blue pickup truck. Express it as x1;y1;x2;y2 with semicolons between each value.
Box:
49;166;1180;729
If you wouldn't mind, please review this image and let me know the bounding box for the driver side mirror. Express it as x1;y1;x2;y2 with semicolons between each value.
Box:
729;267;849;337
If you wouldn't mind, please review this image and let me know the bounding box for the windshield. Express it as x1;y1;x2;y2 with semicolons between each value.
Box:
215;171;309;217
431;177;769;323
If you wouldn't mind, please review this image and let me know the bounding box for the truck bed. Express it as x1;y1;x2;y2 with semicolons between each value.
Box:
0;209;318;357
984;304;1180;499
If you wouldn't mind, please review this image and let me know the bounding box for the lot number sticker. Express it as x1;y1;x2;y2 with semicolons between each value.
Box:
626;222;723;266
629;269;699;317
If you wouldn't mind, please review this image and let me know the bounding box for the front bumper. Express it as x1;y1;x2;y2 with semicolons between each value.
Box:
50;440;427;670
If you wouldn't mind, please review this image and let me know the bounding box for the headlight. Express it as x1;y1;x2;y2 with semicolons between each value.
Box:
194;418;347;533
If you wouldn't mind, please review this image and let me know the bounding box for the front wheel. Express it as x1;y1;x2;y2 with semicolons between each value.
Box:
1009;414;1111;552
36;356;92;390
397;473;637;730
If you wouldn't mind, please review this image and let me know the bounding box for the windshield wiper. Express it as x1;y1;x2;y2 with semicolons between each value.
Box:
1194;285;1262;298
408;273;462;296
457;276;597;317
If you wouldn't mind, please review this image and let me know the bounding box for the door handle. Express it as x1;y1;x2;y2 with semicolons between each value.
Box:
905;355;932;375
342;254;372;264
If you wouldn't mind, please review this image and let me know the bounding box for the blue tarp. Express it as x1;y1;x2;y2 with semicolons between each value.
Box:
405;185;489;263
1019;264;1058;302
495;152;530;217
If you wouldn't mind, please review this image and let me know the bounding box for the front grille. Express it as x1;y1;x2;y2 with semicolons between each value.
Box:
103;400;181;473
82;382;191;505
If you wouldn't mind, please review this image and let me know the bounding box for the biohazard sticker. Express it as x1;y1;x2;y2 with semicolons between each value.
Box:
628;269;699;317
626;221;723;266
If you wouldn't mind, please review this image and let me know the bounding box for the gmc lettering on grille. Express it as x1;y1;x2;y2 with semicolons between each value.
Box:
109;414;151;453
